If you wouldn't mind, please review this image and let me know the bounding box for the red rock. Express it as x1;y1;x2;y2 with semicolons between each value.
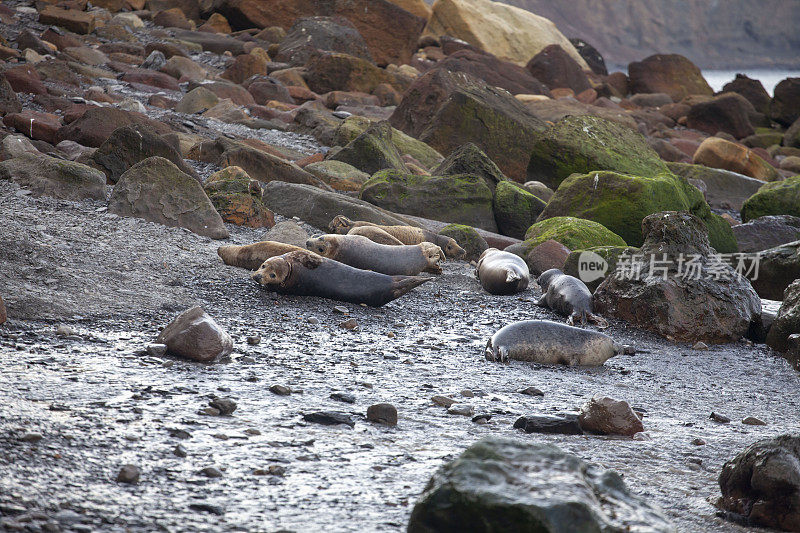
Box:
244;76;294;105
0;45;20;60
287;86;320;103
628;54;712;101
526;44;591;94
188;81;254;106
525;239;570;276
659;102;690;121
693;136;780;181
437;49;551;96
4;65;47;95
373;83;401;106
40;27;83;51
57;107;173;147
670;138;701;159
0;295;6;324
723;74;771;114
145;42;189;59
603;71;628;97
221;53;268;85
549;88;574;99
575;88;597;104
63;103;97;124
3;111;62;144
294;153;324;167
0;73;22;115
686;93;755;139
120;69;181;91
153;8;193;30
38;5;96;35
148;94;177;109
579;395;644;436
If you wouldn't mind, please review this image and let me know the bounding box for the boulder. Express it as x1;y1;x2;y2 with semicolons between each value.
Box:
156;306;233;362
722;74;771;115
263;220;309;247
0;153;106;202
220;53;268;85
439;224;488;261
594;212;761;343
199;13;231;33
527;115;669;190
785;117;800;149
3;111;62;145
492;181;546;239
171;29;247;56
517;239;571;276
629;93;673;108
360;170;497;232
719;435;800;531
218;146;327;189
523;216;626;252
693;137;780;182
243;76;293;105
424;0;587;68
3;65;47;95
187;81;255;106
160;56;207;82
152;8;192;30
109;156;229;239
38;6;96;34
569;37;606;75
333;116;443;170
742;175;800;222
219;0;425;66
261;181;412;230
92;124;199;183
437;49;551;96
175;86;219;114
120;68;181;91
0;295;5;325
204;166;274;228
274;16;373;66
0;73;22;115
304;160;370;192
389;68;547;182
522;181;553;201
539;170;737;252
526;44;590;94
782;157;800;174
627;54;712;101
578;395;644;436
0;135;38;161
563;246;639;292
303;52;404;95
745;240;800;301
766;280;800;352
513;414;583;435
686;93;756;139
518;98;638;131
667;161;765;211
733;216;800;253
57;107;173;148
770;77;800;127
407;437;673;533
330;121;408;175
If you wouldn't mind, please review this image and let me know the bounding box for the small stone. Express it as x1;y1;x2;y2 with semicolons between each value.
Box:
200;407;221;416
209;397;237;415
55;325;75;337
472;414;492;424
692;438;706;445
240;356;256;363
578;395;644;436
460;389;474;398
246;335;261;345
330;392;356;404
188;503;223;515
173;444;187;457
431;395;456;408
514;414;583;435
622;344;636;355
366;403;398;426
742;416;766;426
692;341;708;350
710;411;731;423
303;411;355;427
339;318;358;330
200;466;223;478
244;428;261;435
268;465;286;476
116;464;140;483
269;384;291;396
632;432;651;441
19;432;42;442
146;343;168;356
447;404;474;416
517;387;544;396
333;306;349;314
307;316;320;324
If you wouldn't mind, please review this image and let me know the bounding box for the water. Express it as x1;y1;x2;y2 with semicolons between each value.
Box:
702;69;800;96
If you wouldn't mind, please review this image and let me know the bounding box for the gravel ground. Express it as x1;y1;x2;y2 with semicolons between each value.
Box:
0;181;797;533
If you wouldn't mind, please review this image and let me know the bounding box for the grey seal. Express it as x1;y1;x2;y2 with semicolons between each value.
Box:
536;268;607;326
485;320;621;366
306;234;444;276
475;248;530;295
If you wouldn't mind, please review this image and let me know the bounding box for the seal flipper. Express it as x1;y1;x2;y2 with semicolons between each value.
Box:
535;294;548;307
390;275;432;300
589;313;609;329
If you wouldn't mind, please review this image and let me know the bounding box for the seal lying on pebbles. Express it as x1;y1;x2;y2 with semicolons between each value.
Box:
475;248;530;295
347;226;404;246
485;320;621;365
328;216;466;259
251;250;431;307
218;241;305;270
536;268;607;327
306;234;444;275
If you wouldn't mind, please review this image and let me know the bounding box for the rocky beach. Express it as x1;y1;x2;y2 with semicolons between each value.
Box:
1;0;800;532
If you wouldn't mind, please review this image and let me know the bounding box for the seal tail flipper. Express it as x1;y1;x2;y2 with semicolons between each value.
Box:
499;346;509;364
485;340;495;361
535;294;548;307
390;275;432;300
589;314;609;329
505;270;521;283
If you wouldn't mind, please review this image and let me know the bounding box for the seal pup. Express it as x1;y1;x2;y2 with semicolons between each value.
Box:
485;320;621;365
251;250;431;307
218;241;305;270
306;234;444;275
347;226;404;246
536;268;607;327
329;216;466;259
475;248;530;295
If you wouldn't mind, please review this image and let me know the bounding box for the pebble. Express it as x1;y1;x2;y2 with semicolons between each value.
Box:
692;438;706;445
146;343;167;356
303;411;355;427
188;503;223;515
431;395;455;408
517;386;544;396
446;404;474;416
19;432;43;442
366;403;398;426
116;464;140;484
338;318;358;330
55;325;75;337
330;392;356;404
460;389;474;397
209;397;237;415
307;317;320;324
632;432;651;440
471;414;492;424
269;384;292;396
742;416;766;425
200;466;223;478
692;341;709;350
333;306;349;314
246;335;261;345
514;414;583;435
622;344;636;355
200;407;221;416
710;411;731;423
173;444;187;457
54;510;83;524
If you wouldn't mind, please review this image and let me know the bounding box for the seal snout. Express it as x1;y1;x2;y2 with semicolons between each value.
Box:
251;272;262;283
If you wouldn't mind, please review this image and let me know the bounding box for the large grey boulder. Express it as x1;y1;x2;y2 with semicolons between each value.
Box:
667;162;764;211
732;215;800;253
0;152;106;201
156;306;233;362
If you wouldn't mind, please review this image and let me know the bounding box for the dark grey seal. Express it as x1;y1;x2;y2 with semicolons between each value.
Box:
536;268;607;326
476;248;530;295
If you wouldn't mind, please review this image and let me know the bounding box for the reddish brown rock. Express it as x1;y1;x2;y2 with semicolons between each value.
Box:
221;53;268;85
38;5;96;34
373;83;401;106
198;13;232;34
4;65;47;95
304;52;406;95
628;54;712;101
722;74;771;115
156;306;233;362
525;239;570;276
41;27;83;51
57;107;172;147
526;44;591;94
243;76;294;105
188;81;254;106
153;8;193;30
693;137;780;181
686;93;755;139
0;73;22;115
0;295;6;324
121;69;181;91
274;16;373;67
578;395;643;436
770;77;800;127
437;49;551;96
3;111;62;145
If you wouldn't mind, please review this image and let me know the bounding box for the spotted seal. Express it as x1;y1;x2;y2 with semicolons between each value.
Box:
306;234;444;275
347;226;404;246
217;241;305;270
536;268;607;326
475;248;530;295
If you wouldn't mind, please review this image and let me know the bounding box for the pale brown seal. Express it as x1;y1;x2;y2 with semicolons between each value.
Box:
251;250;431;307
217;241;305;270
485;320;620;365
329;216;466;259
536;269;607;326
306;234;444;275
475;248;530;295
347;226;404;246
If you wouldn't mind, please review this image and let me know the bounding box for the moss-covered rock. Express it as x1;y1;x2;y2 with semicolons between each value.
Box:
538;171;737;252
360;170;497;232
741;175;800;222
493;181;546;239
330;120;408;176
523;217;626;252
527;115;669;189
204;166;274;228
0;152;106;202
304;160;370;192
332;116;443;169
563;245;640;292
438;224;488;261
432;142;509;193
